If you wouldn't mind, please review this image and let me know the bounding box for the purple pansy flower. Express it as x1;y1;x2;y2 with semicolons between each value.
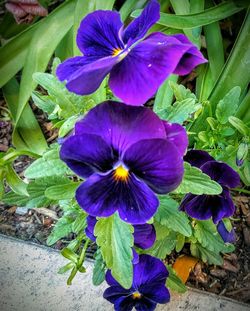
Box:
60;101;187;224
104;254;170;311
180;150;240;224
85;215;156;249
217;220;236;243
56;0;207;106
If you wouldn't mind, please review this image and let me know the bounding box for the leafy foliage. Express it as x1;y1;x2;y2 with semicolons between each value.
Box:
95;213;134;289
166;265;187;293
155;196;192;237
174;162;222;195
146;223;177;259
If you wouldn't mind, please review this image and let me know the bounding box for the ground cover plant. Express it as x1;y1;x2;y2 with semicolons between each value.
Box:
0;0;250;310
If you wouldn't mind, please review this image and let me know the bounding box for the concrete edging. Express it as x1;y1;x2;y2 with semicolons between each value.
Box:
0;234;249;311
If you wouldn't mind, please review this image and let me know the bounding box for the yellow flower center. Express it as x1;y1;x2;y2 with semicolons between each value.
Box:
132;292;142;299
114;165;129;181
112;48;122;56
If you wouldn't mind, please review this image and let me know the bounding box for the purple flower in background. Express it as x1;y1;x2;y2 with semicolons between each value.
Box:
217;221;236;243
60;101;187;224
56;0;207;106
104;254;170;311
180;150;240;223
85;215;156;249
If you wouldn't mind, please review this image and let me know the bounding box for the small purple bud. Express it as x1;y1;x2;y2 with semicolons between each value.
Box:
236;142;248;167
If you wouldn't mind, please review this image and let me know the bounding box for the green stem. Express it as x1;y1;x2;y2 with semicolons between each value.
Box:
232;187;250;194
2;150;40;163
78;239;90;267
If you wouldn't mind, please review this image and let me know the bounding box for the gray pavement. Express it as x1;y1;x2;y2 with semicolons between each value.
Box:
0;234;249;311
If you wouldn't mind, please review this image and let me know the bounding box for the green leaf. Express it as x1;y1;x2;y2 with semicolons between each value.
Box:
175;234;186;252
169;81;197;102
190;242;223;265
16;0;76;124
0;21;39;88
5;165;28;196
166;265;187;293
228;116;249;136
174;162;223;195
58;115;79;137
3;78;47;154
194;220;235;254
2;191;30;207
92;249;106;286
72;212;87;234
157;98;201;124
155;196;192;237
120;0;146;21
24;148;70;179
132;1;246;29
32;72;79;117
154;75;178;113
61;247;79;264
216;87;241;124
146;224;177;259
58;262;75;274
31;91;56;116
47;215;75;246
26;176;69;208
190;10;250;138
45;182;80;201
95;213;134;289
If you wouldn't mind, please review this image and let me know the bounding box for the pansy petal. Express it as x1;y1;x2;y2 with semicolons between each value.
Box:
109;32;201;105
117;173;159;224
64;56;120;95
76;171;159;224
163;121;188;156
75;101;166;154
139;284;170;304
133;224;156;249
132;249;139;264
85;216;97;241
56;56;91;82
103;286;131;304
105;270;121;287
135;298;157;311
114;296;134;311
184;150;214;168
172;34;207;75
133;255;168;288
201;161;240;188
123;138;184;194
122;0;160;45
60;133;115;178
77;10;124;57
180;189;235;223
217;221;236;243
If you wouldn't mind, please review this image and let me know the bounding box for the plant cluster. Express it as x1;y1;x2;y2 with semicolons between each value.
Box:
1;0;250;310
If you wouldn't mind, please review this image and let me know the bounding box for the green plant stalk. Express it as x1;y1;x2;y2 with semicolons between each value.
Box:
236;89;250;122
3;78;47;154
232;187;250;195
190;9;250;141
131;1;247;29
78;239;90;268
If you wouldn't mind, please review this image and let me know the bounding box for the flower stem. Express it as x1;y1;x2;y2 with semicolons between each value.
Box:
78;239;90;268
232;187;250;195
